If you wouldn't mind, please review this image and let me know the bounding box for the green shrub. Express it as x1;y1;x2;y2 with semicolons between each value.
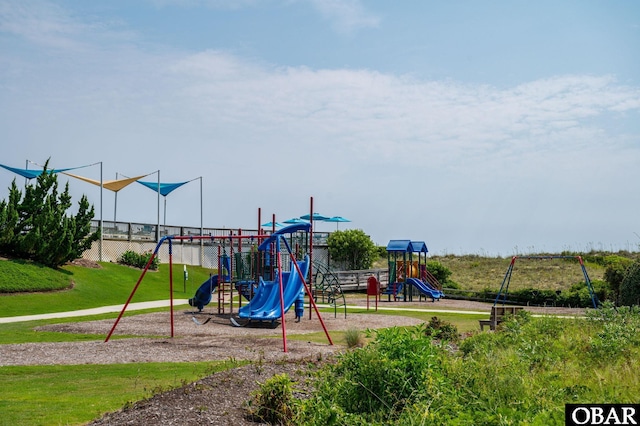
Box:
246;373;298;425
620;261;640;306
426;260;452;286
344;328;364;348
118;250;158;270
424;316;459;342
302;325;448;423
586;302;640;362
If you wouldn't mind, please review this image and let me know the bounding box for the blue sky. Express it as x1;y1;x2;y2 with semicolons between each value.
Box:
1;0;639;255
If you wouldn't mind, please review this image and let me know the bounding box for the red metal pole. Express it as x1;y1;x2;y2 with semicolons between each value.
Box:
238;229;243;309
308;196;314;320
217;245;222;313
105;246;160;342
277;246;288;352
290;252;333;345
257;207;262;238
169;241;174;338
229;233;234;314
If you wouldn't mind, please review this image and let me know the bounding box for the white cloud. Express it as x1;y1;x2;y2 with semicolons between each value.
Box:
0;0;136;50
307;0;380;33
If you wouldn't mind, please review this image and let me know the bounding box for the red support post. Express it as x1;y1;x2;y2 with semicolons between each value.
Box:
169;241;174;338
277;248;288;352
290;252;333;346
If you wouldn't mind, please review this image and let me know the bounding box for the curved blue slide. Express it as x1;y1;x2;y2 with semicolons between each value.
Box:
188;275;229;311
238;256;310;320
188;255;232;311
406;277;444;301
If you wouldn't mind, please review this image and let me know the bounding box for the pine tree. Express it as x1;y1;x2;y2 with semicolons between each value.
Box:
0;160;100;267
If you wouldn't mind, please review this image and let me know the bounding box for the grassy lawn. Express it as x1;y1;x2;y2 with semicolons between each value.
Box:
0;260;215;317
0;360;242;426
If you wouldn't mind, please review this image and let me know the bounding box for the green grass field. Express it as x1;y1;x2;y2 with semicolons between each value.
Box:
0;361;241;426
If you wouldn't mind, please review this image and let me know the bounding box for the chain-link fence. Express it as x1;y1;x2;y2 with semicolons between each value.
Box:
82;220;329;269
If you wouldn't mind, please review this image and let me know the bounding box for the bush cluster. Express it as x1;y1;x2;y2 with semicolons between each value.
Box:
249;305;640;425
118;250;158;270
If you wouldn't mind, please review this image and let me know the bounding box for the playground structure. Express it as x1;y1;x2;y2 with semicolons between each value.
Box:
383;240;444;302
494;255;599;308
104;221;333;352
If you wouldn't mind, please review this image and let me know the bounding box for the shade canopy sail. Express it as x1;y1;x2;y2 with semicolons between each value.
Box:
1;164;82;180
137;180;189;197
63;172;150;192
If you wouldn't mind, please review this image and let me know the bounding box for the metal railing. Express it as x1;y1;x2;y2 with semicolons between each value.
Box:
83;220;330;266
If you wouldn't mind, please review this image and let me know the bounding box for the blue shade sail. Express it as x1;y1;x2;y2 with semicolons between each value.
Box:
137;180;189;197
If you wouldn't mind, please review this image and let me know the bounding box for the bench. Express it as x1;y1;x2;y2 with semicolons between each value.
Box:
381;282;404;301
479;306;524;331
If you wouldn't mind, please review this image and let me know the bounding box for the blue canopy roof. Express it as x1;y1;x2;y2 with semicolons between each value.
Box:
137;180;190;197
386;240;429;253
386;240;412;252
0;164;80;180
410;241;429;254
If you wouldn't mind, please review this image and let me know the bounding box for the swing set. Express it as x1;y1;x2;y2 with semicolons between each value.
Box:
495;255;599;308
104;221;333;352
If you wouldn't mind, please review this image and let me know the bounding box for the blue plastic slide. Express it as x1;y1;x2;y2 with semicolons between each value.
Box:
189;276;220;311
188;256;232;311
238;256;310;321
406;277;444;301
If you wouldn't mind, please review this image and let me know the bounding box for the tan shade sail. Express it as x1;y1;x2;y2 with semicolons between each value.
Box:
63;173;150;192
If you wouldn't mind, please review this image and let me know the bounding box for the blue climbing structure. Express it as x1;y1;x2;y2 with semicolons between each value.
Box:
386;240;444;302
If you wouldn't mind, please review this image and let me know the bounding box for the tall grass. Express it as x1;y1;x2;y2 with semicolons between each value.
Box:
289;304;640;425
433;254;606;292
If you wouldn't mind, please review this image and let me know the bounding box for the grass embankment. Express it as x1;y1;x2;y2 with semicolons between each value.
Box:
0;259;216;317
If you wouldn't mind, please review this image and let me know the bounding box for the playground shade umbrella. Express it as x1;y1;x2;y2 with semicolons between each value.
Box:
261;221;284;228
283;218;309;224
324;216;351;229
300;213;329;221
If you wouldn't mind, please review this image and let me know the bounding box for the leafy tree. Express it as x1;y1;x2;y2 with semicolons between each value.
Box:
619;261;640;307
327;229;377;270
0;161;100;268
